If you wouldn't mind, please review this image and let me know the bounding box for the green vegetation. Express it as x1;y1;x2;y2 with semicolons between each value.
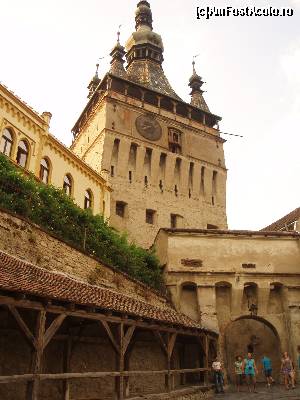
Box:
0;154;164;290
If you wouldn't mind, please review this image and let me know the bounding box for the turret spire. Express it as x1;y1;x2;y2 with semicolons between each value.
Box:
189;57;210;112
87;63;101;99
109;27;127;78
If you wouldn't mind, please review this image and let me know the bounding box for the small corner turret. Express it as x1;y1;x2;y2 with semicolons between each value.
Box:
189;58;210;113
87;63;100;99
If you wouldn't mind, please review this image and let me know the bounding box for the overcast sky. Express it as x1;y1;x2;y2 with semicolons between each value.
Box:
1;0;299;230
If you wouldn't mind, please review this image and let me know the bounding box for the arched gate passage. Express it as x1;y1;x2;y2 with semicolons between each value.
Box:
224;316;281;382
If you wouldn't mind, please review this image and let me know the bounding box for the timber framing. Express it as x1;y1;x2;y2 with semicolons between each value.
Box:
0;291;217;399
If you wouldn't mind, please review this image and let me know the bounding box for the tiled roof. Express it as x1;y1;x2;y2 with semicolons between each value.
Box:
261;207;300;232
0;250;208;332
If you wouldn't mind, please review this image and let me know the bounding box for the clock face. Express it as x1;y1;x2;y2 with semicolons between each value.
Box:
135;114;162;141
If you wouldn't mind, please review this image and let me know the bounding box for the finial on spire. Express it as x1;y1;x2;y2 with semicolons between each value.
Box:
95;63;99;77
192;54;200;75
117;25;121;43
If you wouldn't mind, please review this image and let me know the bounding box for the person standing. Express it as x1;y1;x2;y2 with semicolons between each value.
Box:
234;355;243;392
261;354;274;388
212;356;225;394
243;352;258;393
281;352;296;390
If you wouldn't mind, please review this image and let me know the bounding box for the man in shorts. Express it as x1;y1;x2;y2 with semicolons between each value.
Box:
262;354;274;388
243;352;258;393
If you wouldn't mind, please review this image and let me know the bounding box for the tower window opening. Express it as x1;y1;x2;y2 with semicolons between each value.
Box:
129;170;132;183
146;209;156;225
200;166;205;195
159;180;163;193
170;214;177;229
174;185;178;197
111;165;115;177
168;128;182;154
144;176;148;187
212;170;217;205
188;189;191;198
116;201;127;218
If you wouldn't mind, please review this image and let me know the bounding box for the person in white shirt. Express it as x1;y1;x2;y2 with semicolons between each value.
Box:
212;357;225;394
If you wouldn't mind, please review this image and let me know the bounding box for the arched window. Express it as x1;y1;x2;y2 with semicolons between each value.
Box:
63;174;73;196
39;158;50;184
84;189;93;209
16;140;29;168
0;128;13;157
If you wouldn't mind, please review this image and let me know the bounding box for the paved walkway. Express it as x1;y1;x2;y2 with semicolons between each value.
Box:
213;384;300;399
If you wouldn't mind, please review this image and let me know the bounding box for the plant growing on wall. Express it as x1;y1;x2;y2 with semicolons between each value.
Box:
0;154;163;290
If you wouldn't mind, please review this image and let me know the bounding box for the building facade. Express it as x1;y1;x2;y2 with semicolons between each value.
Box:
71;1;227;248
0;83;111;219
155;228;300;382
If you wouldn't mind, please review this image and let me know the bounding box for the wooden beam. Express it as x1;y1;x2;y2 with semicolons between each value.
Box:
43;314;66;349
100;320;120;354
7;305;36;349
0;367;210;384
153;331;168;356
0;295;208;338
167;333;177;358
123;326;135;356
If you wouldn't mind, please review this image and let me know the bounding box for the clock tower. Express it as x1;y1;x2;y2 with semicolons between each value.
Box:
71;1;227;248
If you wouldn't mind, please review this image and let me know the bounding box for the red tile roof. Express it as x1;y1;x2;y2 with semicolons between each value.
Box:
0;250;208;332
261;207;300;232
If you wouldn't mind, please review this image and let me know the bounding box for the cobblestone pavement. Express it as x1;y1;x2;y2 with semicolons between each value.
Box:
213;384;300;399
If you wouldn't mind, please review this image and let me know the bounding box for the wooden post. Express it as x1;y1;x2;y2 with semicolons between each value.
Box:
204;334;209;386
179;344;186;386
117;323;124;400
165;333;177;392
63;335;72;400
26;310;46;400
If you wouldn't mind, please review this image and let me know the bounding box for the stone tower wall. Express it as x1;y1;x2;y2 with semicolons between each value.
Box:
72;91;227;247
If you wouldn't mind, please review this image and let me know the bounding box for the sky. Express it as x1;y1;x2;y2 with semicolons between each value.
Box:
1;0;299;230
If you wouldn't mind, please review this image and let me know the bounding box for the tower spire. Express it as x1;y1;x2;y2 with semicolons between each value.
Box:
189;56;210;112
135;1;153;31
87;63;101;99
109;26;127;78
124;1;181;100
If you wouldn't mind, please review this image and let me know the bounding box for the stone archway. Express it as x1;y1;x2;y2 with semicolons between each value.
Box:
224;316;281;382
